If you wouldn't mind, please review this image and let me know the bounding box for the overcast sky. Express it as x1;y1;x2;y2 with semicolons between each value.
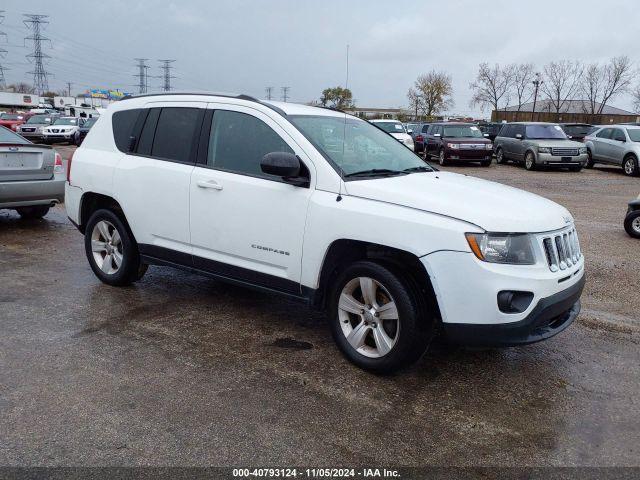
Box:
1;0;638;116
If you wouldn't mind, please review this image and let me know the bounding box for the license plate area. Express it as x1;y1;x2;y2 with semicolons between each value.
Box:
561;156;572;162
0;152;43;170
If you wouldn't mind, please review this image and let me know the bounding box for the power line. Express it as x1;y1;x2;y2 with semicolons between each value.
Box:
134;58;149;94
158;59;175;92
281;86;290;102
23;14;51;95
265;86;274;100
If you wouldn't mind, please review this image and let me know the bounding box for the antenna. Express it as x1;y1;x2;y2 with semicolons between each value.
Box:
23;14;52;95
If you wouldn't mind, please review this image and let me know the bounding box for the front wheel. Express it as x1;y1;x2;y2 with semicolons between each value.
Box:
84;209;146;286
585;150;594;168
623;156;639;177
16;205;50;219
438;149;447;166
495;148;506;164
624;211;640;239
328;260;435;374
481;160;491;167
524;151;537;171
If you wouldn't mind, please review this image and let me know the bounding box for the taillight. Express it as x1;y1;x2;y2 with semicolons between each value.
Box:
67;150;74;183
416;135;424;142
54;152;63;174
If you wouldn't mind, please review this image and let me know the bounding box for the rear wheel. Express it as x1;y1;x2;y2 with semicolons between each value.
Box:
16;205;50;219
84;209;146;286
438;149;447;166
524;151;537;171
624;211;640;239
623;156;639;177
328;260;435;374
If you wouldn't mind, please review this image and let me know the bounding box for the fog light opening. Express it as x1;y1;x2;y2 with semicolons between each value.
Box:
497;290;534;314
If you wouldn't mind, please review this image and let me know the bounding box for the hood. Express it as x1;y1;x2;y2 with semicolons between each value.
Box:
390;132;412;141
344;171;572;232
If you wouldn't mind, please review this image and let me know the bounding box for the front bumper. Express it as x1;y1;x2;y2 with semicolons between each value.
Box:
536;152;587;166
445;149;493;161
0;176;65;209
443;274;584;346
43;133;74;142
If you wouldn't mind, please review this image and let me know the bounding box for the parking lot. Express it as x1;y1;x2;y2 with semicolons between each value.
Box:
1;144;639;467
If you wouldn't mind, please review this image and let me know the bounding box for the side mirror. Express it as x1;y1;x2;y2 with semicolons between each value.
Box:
260;152;309;187
515;133;523;140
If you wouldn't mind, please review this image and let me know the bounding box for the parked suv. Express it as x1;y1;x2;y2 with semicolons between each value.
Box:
66;93;585;373
425;122;493;166
406;122;431;154
494;122;587;171
584;125;640;176
43;117;85;144
17;114;58;142
370;119;414;150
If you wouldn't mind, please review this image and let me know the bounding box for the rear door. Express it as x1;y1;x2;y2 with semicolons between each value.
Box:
512;125;527;161
0;128;53;182
499;125;514;157
608;128;627;165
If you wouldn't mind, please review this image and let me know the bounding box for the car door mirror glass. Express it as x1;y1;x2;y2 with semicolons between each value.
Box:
261;152;308;187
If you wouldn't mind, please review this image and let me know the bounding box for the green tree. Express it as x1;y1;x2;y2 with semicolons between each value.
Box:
320;86;354;109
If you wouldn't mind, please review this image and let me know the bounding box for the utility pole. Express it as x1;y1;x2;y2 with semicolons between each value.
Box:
531;72;543;122
158;59;175;92
23;14;51;95
66;81;72;97
134;58;149;94
0;11;6;90
281;86;290;102
265;86;273;100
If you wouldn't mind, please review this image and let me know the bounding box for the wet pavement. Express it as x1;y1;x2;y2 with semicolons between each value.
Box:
0;147;639;467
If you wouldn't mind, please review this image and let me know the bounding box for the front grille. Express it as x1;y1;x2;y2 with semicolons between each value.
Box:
551;147;579;156
22;128;35;132
51;129;59;133
460;144;487;150
541;226;581;272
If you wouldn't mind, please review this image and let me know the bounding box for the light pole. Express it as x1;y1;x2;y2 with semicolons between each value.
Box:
531;73;543;121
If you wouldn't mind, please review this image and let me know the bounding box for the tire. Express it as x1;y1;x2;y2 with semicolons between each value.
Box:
84;209;146;286
624;210;640;239
524;151;537;171
481;160;491;167
569;165;583;172
328;260;435;374
16;205;50;219
438;149;447;166
495;148;506;164
585;150;594;168
623;155;639;177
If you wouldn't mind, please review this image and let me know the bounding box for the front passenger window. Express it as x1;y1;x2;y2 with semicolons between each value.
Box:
208;110;294;178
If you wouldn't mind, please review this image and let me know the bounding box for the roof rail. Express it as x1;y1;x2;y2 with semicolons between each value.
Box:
119;91;287;117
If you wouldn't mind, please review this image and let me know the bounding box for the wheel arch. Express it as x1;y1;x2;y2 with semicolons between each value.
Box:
311;239;442;321
78;192;131;236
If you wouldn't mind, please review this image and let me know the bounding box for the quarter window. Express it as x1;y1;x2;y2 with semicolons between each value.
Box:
207;110;294;178
112;108;142;152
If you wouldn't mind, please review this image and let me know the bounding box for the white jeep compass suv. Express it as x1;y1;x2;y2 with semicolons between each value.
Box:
65;93;585;373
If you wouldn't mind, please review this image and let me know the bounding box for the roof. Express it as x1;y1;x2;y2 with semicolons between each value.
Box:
501;99;635;115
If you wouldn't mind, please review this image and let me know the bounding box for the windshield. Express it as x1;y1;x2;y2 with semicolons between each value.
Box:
443;125;483;138
53;118;78;126
1;113;24;121
27;115;53;124
290;115;433;177
374;121;405;134
627;129;640;142
0;126;30;144
563;125;596;137
525;124;567;140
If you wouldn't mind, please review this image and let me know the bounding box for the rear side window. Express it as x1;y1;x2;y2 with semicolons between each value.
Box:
421;125;430;133
136;108;161;156
207;110;293;178
498;125;511;137
612;129;626;142
514;125;525;137
151;108;202;162
112;109;142;152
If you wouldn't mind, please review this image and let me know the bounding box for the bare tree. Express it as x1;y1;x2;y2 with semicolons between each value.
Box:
5;82;35;94
406;87;423;119
581;56;633;114
540;60;583;115
508;63;535;111
413;70;454;117
469;63;514;113
633;84;640;114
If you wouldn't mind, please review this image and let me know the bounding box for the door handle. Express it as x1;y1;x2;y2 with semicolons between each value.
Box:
196;179;223;191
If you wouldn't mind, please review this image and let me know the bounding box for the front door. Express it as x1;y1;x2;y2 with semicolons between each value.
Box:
189;104;314;296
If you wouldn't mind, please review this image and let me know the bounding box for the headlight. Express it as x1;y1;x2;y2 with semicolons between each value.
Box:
538;147;551;154
485;144;493;150
447;143;459;149
465;233;536;265
579;147;587;154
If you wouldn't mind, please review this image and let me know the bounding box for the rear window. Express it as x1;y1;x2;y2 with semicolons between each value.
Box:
0;126;30;144
112;109;142;152
1;113;24;121
562;125;595;137
375;122;405;133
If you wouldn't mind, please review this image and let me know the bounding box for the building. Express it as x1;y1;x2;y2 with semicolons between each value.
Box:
345;106;403;119
492;99;639;124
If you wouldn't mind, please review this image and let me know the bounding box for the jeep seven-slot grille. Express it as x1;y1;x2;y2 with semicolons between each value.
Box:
551;147;579;156
542;227;581;272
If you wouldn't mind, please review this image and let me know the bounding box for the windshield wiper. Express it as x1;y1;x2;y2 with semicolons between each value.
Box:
344;168;407;178
403;166;432;173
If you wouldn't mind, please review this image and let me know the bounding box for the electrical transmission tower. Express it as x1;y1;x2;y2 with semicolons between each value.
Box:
158;59;175;92
0;11;7;90
23;14;51;95
134;58;149;94
281;86;290;102
265;86;273;100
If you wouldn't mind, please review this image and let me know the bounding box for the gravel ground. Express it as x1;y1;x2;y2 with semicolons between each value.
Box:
0;145;638;468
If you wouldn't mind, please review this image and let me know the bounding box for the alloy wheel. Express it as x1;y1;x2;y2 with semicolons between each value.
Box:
90;220;123;275
633;216;640;234
337;276;400;358
526;153;534;170
439;150;445;165
624;158;636;176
